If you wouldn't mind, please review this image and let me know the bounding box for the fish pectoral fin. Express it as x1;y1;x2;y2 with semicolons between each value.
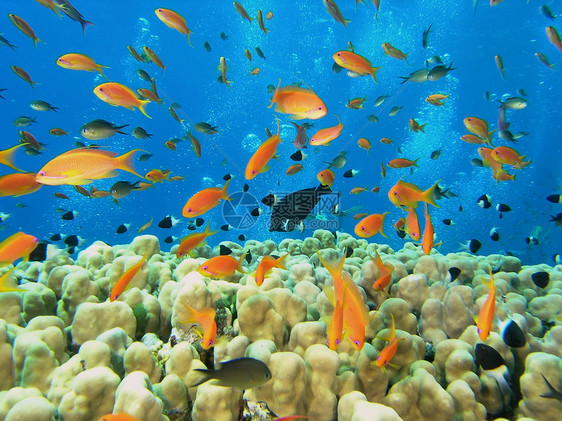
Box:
98;170;119;179
67;178;94;185
259;165;270;173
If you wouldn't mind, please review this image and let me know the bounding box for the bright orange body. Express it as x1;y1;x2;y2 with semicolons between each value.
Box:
491;146;530;168
268;81;327;120
371;251;394;293
310;115;343;146
405;206;421;241
388;179;439;208
0;173;42;197
177;305;217;349
176;224;217;258
198;254;244;278
0;232;38;266
421;203;434;254
375;315;404;368
354;212;389;238
477;271;496;341
93;82;151;118
317;169;335;187
57;53;108;76
464;117;493;143
155;8;193;46
246;122;282;179
110;256;146;301
333;51;382;82
255;254;288;286
388;158;419;168
182;179;231;218
99;413;143;421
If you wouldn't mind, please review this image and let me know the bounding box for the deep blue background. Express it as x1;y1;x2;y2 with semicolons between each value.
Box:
0;0;560;264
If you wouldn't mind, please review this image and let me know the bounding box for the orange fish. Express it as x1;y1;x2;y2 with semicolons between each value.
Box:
255;254;288;286
0;232;38;267
266;11;273;20
380;162;387;178
332;51;382;82
137;218;153;234
99;413;143;421
182;179;231;218
380;137;393;144
354;213;389;238
426;93;449;106
387;179;439;208
0;173;42;197
177;304;217;349
109;256;147;301
34;0;66;17
371;251;394;293
176;224;218;258
387;158;419;168
286;164;303;175
19;131;43;151
476;269;496;341
357;138;371;152
164;140;177;151
394;217;406;232
8;14;42;47
56;53;109;77
143;46;166;70
36;148;142;186
350;187;368;194
0;144;25;172
371;186;380;193
464;117;494;144
49;128;69;136
382;42;408;62
155;8;193;46
198;254;245;278
405;206;421;241
408;118;426;133
317;169;335;187
0;267;25;293
460;134;487;145
246;119;282;179
93;82;151;118
268;80;327;120
309;115;343;146
353;212;368;220
145;169;171;183
477;147;503;175
374;314;405;369
491;146;531;168
346;97;367;109
10;66;38;88
249;67;261;76
138;88;163;104
546;26;562;54
492;169;516;183
421;203;434;254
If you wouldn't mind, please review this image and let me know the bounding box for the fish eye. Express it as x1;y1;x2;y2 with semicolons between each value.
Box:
38;171;45;176
337;52;341;56
361;226;366;231
203;265;208;270
335;339;341;344
186;207;191;212
354;340;360;346
318;106;323;110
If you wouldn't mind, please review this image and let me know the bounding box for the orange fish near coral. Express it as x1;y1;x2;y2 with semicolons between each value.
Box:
109;256;147;301
333;51;382;82
310;115;343;146
176;224;218;258
99;413;143;421
476;269;496;341
405;206;421;241
176;304;217;349
371;251;394;294
36;148;143;186
155;8;193;46
388;179;439;209
254;254;288;286
56;53;109;77
374;314;405;369
354;213;389;238
0;232;38;267
245;119;282;179
93;82;151;118
198;254;246;278
8;14;42;47
182;179;231;218
421;203;434;254
0;173;42;197
0;268;25;293
268;80;327;120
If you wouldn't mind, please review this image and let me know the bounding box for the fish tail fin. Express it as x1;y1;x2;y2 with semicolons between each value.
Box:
117;149;144;178
32;37;43;48
419;125;426;133
370;66;382;83
95;64;110;78
268;78;281;109
221;178;231;200
237;253;248;273
80;19;95;35
204;223;219;237
137;100;152;119
380;212;390;237
276;253;289;269
0;144;24;172
343;18;351;27
424;180;441;207
317;250;345;279
187;31;193;47
0;268;24;292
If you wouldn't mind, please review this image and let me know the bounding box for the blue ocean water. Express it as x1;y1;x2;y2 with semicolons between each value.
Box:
0;0;560;265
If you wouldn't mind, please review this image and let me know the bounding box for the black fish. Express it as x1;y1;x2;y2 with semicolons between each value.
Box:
531;271;549;288
64;235;79;247
223;174;233;181
245;250;252;264
475;343;505;370
525;236;539;245
50;233;62;241
345;247;353;258
396;230;407;239
219;245;232;255
261;193;277;207
164;236;174;244
221;224;231;231
243;183;249;192
268;185;332;232
238;234;246;241
343;169;358;178
422;24;432;48
187;223;196;231
67;246;76;254
195;218;204;227
490;228;500;241
447;267;461;282
459;205;463;212
546;194;561;204
442;219;454;226
501;319;526;348
250;208;261;217
158;216;178;229
496;203;511;212
290;150;305;161
477;194;492;209
116;224;128;234
62;211;76;220
29;241;49;262
549;213;562;226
